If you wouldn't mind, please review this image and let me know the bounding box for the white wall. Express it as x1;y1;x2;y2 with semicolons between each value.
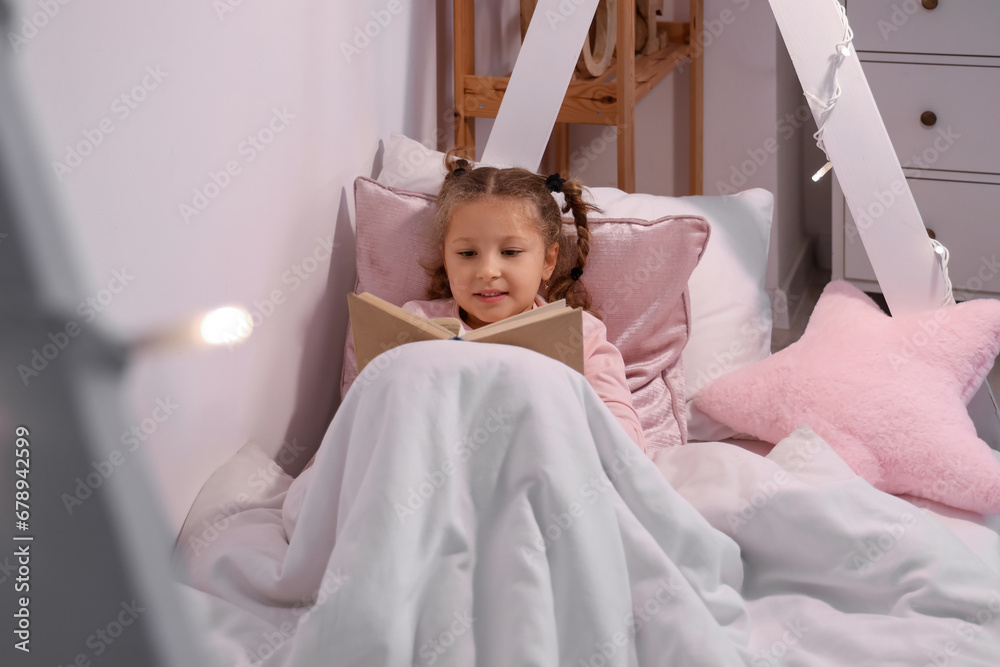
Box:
697;0;816;321
15;0;437;531
13;0;820;531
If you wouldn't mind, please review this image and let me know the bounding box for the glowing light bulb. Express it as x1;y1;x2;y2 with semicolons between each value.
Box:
812;162;833;182
200;306;253;345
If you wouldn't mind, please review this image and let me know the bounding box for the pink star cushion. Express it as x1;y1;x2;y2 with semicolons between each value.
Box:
693;280;1000;515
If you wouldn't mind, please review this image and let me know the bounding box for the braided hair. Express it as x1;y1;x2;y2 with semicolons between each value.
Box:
419;145;604;319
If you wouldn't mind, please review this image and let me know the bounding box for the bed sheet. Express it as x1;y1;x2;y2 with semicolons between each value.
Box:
711;437;1000;574
172;341;1000;666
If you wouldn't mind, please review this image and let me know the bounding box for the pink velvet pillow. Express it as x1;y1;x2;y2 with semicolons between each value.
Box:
694;280;1000;515
341;176;711;454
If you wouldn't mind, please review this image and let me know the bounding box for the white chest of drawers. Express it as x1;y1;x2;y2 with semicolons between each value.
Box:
831;0;1000;301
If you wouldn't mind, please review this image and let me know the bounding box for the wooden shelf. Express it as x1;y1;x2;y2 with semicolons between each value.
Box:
452;1;703;194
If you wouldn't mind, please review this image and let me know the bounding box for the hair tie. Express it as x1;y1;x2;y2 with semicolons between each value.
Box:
570;267;583;281
544;173;567;193
452;166;467;176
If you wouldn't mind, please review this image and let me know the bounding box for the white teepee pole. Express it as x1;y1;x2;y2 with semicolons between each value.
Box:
480;0;600;171
767;0;1000;449
770;0;946;314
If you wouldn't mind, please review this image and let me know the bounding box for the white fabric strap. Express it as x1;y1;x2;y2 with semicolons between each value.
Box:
481;0;601;171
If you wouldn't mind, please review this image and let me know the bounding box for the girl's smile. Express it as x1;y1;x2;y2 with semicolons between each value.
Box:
473;292;507;303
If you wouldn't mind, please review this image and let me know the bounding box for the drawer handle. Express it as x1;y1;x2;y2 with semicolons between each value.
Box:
922;0;938;9
920;111;937;127
926;228;936;240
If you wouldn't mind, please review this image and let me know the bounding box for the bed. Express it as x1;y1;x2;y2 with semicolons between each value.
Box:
172;340;1000;666
170;133;1000;665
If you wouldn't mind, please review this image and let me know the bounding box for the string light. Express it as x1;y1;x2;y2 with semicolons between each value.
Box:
127;305;255;351
804;2;954;307
930;239;955;306
805;0;853;182
200;306;254;345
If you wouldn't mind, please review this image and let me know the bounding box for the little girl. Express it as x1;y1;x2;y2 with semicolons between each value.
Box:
401;148;646;454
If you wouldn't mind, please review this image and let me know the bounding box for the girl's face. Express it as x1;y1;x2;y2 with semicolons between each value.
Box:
442;198;559;330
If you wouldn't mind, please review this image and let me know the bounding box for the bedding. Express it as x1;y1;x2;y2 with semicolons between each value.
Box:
374;131;776;444
174;341;1000;666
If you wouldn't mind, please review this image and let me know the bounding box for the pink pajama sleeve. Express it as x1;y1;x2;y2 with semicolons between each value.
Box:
580;317;647;454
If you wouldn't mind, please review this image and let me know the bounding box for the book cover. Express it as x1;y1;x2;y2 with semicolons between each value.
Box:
347;292;585;375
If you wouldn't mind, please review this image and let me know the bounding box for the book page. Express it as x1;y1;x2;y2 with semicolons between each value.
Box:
428;317;463;337
464;300;572;340
463;307;585;374
354;293;454;337
470;298;568;335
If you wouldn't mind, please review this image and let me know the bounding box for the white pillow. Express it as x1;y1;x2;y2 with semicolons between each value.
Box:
377;133;459;194
373;132;774;441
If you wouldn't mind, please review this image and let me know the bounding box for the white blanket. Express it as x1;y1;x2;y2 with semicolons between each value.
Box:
174;340;1000;666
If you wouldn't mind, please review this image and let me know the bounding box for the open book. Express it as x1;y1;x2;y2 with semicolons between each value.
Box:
347;292;585;375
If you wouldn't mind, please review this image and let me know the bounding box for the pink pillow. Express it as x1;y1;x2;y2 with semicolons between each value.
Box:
693;280;1000;515
341;176;711;454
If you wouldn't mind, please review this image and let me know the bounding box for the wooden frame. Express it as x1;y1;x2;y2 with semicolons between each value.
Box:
452;0;703;195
